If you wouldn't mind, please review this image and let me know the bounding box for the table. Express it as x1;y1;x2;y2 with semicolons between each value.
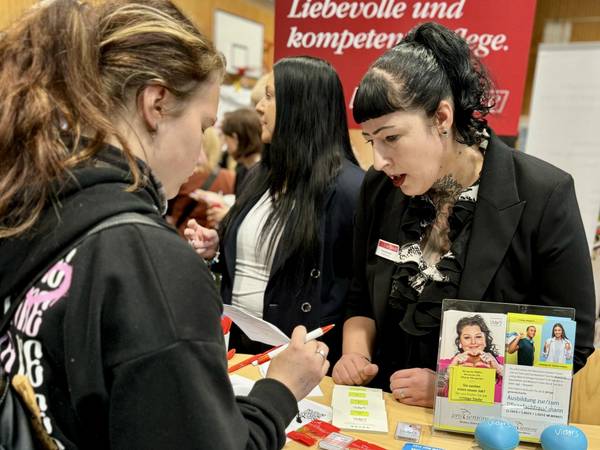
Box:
229;354;600;449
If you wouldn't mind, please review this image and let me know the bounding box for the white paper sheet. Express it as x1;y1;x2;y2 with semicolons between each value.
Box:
223;304;290;346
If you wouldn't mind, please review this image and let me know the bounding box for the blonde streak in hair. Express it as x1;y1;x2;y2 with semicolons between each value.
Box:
102;3;185;28
100;4;204;47
115;3;206;42
100;23;200;48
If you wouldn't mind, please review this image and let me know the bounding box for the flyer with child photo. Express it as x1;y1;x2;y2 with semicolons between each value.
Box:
433;303;576;443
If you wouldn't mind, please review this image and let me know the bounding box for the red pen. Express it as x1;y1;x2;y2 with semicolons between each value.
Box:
227;345;283;373
252;324;335;366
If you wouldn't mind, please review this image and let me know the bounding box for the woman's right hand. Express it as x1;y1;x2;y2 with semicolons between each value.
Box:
332;353;379;386
266;326;329;401
183;219;219;259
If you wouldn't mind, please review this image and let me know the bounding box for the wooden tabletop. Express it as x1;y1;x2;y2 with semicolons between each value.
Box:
229;354;600;449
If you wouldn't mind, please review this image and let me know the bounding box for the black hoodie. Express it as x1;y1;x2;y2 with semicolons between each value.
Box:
0;146;297;450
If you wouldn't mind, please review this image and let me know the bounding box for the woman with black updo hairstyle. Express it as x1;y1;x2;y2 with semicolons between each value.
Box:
332;22;594;408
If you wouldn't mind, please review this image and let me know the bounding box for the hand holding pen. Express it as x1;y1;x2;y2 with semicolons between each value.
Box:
228;324;334;373
265;325;330;401
252;324;334;366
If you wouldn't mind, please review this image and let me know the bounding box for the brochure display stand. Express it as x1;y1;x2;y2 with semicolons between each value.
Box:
433;299;576;443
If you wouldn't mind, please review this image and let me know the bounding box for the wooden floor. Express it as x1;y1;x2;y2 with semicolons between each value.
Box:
571;349;600;425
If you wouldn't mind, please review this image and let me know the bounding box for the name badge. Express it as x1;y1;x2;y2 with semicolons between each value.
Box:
375;239;400;263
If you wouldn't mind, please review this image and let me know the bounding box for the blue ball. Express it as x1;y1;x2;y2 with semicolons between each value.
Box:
474;419;520;450
540;425;588;450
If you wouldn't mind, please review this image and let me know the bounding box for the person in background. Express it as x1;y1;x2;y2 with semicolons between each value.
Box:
0;1;328;449
507;325;536;366
195;108;264;229
186;56;364;366
167;127;235;234
218;74;269;171
543;323;573;364
222;108;263;197
332;21;595;407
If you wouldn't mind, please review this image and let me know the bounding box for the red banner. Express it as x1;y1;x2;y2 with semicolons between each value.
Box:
274;0;537;135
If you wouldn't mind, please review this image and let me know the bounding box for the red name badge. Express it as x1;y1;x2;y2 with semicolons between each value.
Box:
375;239;400;263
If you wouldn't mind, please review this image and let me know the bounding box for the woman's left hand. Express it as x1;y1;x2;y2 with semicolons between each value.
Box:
389;368;436;407
479;352;496;366
480;352;503;376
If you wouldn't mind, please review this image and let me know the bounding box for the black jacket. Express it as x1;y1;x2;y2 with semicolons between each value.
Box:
220;159;364;361
346;132;596;372
0;147;297;450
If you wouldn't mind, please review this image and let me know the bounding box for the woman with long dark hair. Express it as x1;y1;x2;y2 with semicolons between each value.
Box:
187;56;364;363
331;21;594;407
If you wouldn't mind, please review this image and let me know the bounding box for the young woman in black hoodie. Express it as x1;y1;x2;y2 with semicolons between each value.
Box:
0;1;328;449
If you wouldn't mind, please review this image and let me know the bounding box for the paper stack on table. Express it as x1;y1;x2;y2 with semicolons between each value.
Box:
331;385;389;433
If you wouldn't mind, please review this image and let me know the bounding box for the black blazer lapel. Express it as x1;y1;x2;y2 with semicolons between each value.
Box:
459;133;525;300
371;189;410;327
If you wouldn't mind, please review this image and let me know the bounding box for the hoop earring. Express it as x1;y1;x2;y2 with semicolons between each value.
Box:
440;129;448;136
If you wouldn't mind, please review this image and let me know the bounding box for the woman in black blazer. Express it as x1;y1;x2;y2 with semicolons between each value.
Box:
332;22;595;407
187;56;364;364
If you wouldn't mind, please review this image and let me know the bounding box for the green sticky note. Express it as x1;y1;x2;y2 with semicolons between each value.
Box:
350;410;370;417
348;392;367;398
